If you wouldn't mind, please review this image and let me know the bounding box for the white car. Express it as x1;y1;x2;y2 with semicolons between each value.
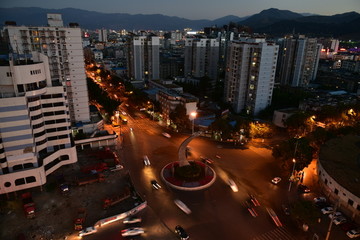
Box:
151;180;161;190
123;216;142;224
313;197;326;203
121;227;144;237
79;227;97;237
321;207;334;214
333;216;347;225
143;155;150;166
347;229;360;238
228;179;239;192
328;212;342;219
162;132;171;138
174;199;192;214
271;177;281;184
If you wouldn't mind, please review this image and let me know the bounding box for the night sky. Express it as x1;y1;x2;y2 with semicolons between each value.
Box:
1;0;359;20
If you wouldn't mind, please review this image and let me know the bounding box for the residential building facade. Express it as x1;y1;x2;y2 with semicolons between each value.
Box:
0;53;77;194
3;14;90;125
224;38;279;116
277;35;322;87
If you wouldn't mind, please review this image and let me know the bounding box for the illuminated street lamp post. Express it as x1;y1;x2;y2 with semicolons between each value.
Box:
190;112;197;135
288;158;296;192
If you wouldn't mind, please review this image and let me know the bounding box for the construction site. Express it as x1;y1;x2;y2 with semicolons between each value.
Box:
0;148;144;240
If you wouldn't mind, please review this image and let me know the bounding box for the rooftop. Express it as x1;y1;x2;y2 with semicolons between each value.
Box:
319;135;360;198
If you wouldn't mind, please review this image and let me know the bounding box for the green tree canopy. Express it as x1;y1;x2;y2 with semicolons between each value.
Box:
169;104;190;132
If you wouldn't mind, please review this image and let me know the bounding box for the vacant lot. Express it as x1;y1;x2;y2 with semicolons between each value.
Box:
0;148;136;240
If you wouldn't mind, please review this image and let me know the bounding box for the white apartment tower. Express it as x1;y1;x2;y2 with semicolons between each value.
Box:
224;38;279;116
184;38;220;80
0;53;77;194
277;35;322;87
3;14;90;124
131;36;160;81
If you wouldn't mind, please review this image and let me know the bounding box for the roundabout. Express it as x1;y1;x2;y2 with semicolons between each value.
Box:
160;132;216;191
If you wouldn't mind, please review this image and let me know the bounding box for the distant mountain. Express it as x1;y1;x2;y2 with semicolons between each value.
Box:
239;8;303;29
0;7;210;30
299;13;317;17
0;7;359;38
208;15;250;27
250;11;360;38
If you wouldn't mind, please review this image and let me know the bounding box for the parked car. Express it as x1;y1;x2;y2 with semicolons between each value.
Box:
175;225;189;240
151;180;161;190
333;216;347;225
329;212;342;219
123;216;142;224
79;227;97;237
313;197;326;203
298;184;310;193
143;155;150;166
121;227;144;237
321;207;334;214
228;179;239;192
315;201;328;209
271;177;281;184
162;132;171;138
347;229;360;238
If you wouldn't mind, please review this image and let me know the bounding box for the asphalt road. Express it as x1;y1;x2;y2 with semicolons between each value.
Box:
97;113;300;240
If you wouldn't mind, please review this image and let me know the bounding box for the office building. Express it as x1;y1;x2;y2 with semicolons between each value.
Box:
0;52;77;194
98;29;108;42
224;37;279;116
3;14;90;125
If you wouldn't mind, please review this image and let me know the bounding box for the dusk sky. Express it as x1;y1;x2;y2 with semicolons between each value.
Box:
1;0;360;20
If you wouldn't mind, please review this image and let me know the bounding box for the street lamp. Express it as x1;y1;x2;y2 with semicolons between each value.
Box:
190;112;197;135
288;158;296;192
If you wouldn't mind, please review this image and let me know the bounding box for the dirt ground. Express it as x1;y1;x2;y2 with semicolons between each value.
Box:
0;147;137;240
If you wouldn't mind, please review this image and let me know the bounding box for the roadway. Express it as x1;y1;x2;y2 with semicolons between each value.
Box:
84;110;301;240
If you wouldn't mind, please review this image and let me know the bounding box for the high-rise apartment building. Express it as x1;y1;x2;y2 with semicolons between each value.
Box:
224;38;279;116
3;14;90;124
98;29;108;42
184;38;219;80
128;35;160;81
277;35;322;87
0;52;77;194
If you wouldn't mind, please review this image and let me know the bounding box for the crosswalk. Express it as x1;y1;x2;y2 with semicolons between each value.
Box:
252;227;296;240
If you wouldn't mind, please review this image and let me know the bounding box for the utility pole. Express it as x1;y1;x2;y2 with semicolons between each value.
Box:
325;201;340;240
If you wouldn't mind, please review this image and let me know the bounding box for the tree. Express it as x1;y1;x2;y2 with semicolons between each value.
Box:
292;200;321;225
209;118;233;140
272;137;314;171
169;105;190;132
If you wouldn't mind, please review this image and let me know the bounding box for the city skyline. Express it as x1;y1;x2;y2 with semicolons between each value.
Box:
1;0;360;20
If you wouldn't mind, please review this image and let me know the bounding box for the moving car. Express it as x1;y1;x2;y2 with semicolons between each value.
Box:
271;177;281;184
228;179;239;192
151;180;161;190
282;204;290;215
121;227;144;237
250;195;260;207
321;207;334;214
314;197;326;203
123;216;142;224
347;229;360;238
298;184;310;193
200;156;213;165
174;199;192;214
143;155;150;166
162;132;171;138
79;226;97;237
175;225;189;240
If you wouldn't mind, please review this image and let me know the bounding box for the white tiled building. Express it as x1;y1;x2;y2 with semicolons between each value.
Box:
0;53;77;194
3;14;90;125
224;37;279;116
